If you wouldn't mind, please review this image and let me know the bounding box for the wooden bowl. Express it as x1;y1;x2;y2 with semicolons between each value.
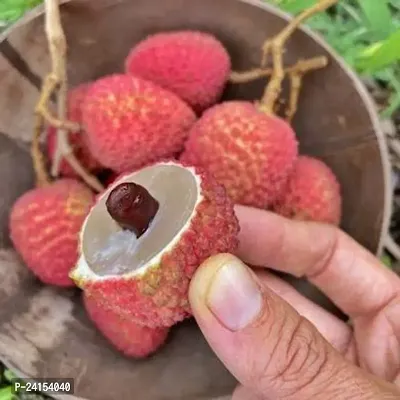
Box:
0;0;392;399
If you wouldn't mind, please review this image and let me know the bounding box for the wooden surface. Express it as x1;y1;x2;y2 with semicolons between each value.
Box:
0;0;391;399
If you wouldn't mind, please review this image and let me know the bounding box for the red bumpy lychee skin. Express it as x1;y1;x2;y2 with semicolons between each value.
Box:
83;293;169;358
71;161;240;328
180;101;299;208
273;155;342;225
9;179;95;287
81;74;197;173
125;30;231;114
47;84;102;178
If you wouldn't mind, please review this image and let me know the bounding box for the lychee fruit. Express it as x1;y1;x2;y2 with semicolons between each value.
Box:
70;160;239;327
273;155;342;225
180;101;298;208
47;84;102;177
81;74;197;173
9;179;95;287
125;30;231;114
83;293;169;358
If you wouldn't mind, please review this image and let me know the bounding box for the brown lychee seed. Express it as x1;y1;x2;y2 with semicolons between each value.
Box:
106;182;159;238
70;160;239;327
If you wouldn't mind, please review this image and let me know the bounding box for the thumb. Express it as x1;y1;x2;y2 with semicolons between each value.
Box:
189;254;395;400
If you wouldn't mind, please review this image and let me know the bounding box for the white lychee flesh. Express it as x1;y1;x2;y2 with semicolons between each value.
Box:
74;161;201;280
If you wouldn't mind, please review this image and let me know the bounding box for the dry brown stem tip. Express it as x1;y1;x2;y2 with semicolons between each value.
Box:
229;68;271;84
285;56;328;122
229;56;328;84
231;56;328;122
32;0;104;193
258;0;338;114
285;73;302;122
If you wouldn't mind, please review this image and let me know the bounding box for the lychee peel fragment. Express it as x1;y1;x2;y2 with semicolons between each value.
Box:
180;101;299;208
70;161;240;328
84;293;169;358
81;74;197;173
125;30;231;114
9;179;95;287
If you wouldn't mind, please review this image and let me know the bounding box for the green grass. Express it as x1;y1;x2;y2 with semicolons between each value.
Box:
0;0;42;27
269;0;400;116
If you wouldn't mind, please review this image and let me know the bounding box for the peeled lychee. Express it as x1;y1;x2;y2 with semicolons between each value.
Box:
70;160;239;327
125;30;231;114
9;179;95;287
83;293;169;358
273;155;342;225
180;101;298;208
81;74;196;173
47;84;102;177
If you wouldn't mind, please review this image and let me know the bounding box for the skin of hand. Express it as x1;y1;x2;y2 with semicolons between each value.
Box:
189;205;400;400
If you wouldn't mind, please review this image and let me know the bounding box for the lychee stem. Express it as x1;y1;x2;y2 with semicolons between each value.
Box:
285;72;302;122
285;57;328;121
35;75;80;133
229;68;272;84
230;56;328;121
258;0;338;114
106;182;160;238
51;62;68;177
33;0;104;193
229;56;327;84
31;114;51;187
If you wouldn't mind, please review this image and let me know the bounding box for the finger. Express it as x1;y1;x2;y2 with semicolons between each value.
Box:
232;385;263;400
189;254;390;400
354;295;400;382
386;299;400;385
235;205;400;320
255;269;353;356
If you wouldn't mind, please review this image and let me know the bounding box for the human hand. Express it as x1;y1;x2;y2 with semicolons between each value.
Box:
189;205;400;399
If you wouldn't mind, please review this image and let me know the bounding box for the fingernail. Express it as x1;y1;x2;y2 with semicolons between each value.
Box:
206;257;262;331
